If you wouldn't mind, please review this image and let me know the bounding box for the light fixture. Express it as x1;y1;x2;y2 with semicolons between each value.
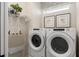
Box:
44;4;70;14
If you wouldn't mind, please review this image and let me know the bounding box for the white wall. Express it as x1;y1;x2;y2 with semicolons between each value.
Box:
42;3;76;28
8;2;42;56
8;2;42;29
76;3;79;36
42;2;78;56
76;3;79;56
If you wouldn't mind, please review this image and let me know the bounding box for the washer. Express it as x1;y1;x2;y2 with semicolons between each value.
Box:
46;28;76;57
28;28;46;57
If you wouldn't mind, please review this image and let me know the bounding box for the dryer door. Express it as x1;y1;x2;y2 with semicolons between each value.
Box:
29;31;44;51
46;32;74;57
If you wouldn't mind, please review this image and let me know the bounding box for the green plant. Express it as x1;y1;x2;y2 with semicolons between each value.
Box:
10;3;22;13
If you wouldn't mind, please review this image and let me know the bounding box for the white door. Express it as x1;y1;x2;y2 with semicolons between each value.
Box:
29;31;44;50
46;32;74;57
0;2;6;57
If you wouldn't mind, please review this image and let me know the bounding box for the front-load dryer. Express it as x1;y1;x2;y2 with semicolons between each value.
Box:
29;28;46;57
46;28;76;57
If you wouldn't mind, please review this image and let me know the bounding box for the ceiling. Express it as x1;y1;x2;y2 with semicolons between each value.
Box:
41;2;72;9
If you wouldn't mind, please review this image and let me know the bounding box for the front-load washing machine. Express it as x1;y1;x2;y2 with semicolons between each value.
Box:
46;28;76;57
29;28;46;57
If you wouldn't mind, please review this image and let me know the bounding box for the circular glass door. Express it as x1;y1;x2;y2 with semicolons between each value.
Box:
51;37;68;54
47;32;74;56
31;34;41;47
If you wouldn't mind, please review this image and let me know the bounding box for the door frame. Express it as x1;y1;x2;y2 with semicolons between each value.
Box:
4;2;8;57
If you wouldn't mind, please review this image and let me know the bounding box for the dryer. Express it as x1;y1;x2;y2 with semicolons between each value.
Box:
46;28;76;57
28;28;46;57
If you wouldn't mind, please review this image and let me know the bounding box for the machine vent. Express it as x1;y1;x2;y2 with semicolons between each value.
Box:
33;29;39;30
53;29;65;31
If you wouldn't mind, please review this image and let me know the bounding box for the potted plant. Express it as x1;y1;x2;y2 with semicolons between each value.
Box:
10;3;23;16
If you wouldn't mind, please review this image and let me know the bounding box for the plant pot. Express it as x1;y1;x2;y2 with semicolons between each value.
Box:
9;8;16;14
15;12;20;17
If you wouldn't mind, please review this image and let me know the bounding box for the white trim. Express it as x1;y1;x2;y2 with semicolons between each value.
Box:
4;2;8;57
0;2;5;56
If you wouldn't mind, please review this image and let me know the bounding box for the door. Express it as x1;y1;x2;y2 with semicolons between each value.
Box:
0;2;6;57
31;34;41;47
29;31;44;50
51;37;68;54
46;32;74;57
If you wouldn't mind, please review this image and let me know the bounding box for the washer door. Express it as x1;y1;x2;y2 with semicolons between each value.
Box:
29;31;44;51
46;32;74;57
